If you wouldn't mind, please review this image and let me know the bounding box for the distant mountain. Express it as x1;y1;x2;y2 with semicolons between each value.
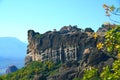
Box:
6;65;18;74
0;37;27;75
0;37;27;59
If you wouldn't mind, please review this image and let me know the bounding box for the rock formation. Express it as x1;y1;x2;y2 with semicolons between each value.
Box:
25;24;115;79
6;65;18;74
25;25;97;65
25;25;115;64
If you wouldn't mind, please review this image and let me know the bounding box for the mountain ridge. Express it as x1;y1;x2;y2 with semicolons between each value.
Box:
0;37;27;58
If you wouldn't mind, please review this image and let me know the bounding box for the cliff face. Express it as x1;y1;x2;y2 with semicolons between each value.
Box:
23;25;117;80
25;25;106;65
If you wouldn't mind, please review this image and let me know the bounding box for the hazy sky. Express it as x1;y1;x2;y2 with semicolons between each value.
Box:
0;0;119;42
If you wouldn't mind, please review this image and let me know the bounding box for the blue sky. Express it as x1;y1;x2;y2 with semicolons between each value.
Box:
0;0;119;42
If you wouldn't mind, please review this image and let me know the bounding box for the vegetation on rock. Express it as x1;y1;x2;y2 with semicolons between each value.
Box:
105;25;120;57
0;61;61;80
82;25;120;80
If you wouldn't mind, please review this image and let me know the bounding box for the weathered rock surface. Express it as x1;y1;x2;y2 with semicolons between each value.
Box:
47;61;78;80
25;25;97;65
34;74;46;80
25;24;115;80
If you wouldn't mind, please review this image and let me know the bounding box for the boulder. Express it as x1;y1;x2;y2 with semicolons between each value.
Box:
6;65;18;74
34;74;46;80
85;28;94;32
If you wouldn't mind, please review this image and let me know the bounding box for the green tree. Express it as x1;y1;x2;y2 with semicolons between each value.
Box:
82;67;100;80
100;60;120;80
104;25;120;58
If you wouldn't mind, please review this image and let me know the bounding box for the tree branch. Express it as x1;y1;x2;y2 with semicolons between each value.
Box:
108;17;120;24
111;12;120;16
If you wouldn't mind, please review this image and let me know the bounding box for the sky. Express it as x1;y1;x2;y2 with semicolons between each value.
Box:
0;0;119;42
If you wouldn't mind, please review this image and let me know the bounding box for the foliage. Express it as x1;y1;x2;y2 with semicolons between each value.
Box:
82;67;100;80
104;25;120;57
0;61;61;80
81;24;120;80
103;4;120;23
93;33;98;39
0;77;3;80
100;60;120;80
48;61;61;76
97;42;104;50
35;33;43;39
100;66;112;80
94;25;120;57
44;61;54;70
73;78;81;80
82;60;120;80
